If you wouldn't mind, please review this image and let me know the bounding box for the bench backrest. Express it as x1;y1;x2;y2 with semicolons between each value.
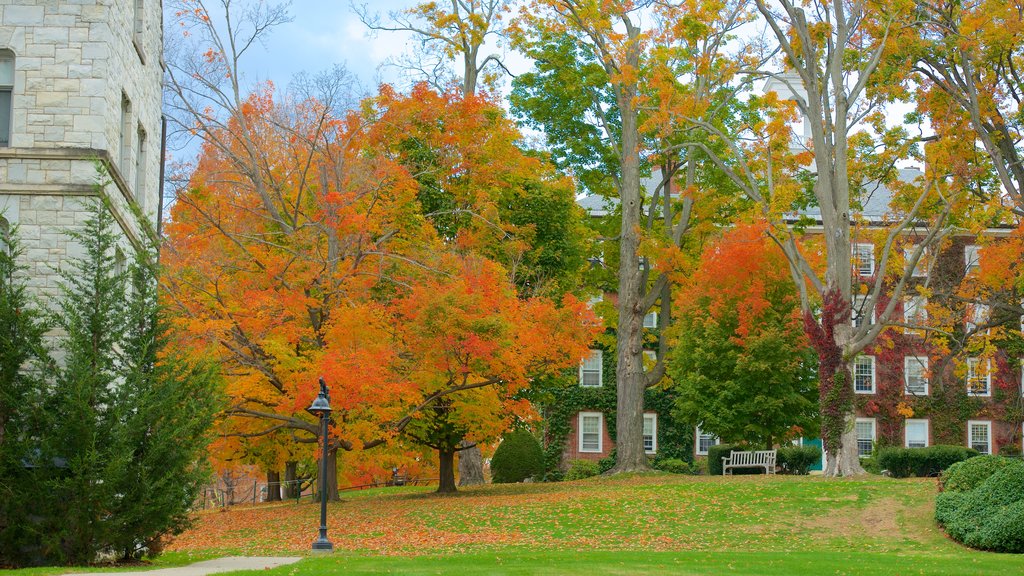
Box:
728;450;777;465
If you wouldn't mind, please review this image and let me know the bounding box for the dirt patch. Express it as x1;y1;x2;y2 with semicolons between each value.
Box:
802;497;906;540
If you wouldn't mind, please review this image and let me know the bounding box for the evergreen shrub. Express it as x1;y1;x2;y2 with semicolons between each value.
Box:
652;458;693;474
490;429;544;483
936;465;1024;552
564;459;600;481
777;445;822;475
940;456;1024;494
876;445;979;478
707;444;738;476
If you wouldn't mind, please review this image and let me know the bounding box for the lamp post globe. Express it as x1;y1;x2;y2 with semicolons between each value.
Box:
306;377;333;553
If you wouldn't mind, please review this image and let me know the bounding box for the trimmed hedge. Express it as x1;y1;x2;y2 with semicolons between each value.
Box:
777;445;822;475
653;458;694;474
564;459;600;481
940;456;1024;494
490;430;545;483
876;445;979;478
707;444;738;476
936;465;1024;552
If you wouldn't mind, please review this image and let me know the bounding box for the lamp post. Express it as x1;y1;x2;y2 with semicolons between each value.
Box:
306;377;334;553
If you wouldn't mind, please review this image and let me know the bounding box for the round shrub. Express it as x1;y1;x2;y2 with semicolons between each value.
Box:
489;429;544;483
937;465;1024;552
564;459;600;481
707;444;738;476
940;456;1024;494
777;445;822;475
653;458;693;474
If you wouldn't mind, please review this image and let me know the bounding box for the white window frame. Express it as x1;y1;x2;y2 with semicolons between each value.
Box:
695;425;719;456
853;355;876;394
578;412;603;453
966;358;992;397
905;419;929;449
853;243;875;276
0;50;13;147
967;420;992;455
643;413;657;455
852;295;875;328
904;246;927;278
643;311;658;329
904;356;929;396
855;418;876;458
579;349;602;388
643;350;657;365
965;244;981;274
966;303;989;334
903;295;927;334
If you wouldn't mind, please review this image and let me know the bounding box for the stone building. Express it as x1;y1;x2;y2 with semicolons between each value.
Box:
0;0;164;294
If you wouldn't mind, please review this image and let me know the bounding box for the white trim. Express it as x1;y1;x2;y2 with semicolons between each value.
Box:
965;244;981;274
966;303;989;334
853;355;876;394
852;295;875;327
905;419;929;448
643;311;658;329
853;242;875;276
578;412;603;453
643;413;658;454
967;420;992;455
904;246;927;277
903;295;927;334
579;349;602;387
904;356;929;396
855;418;876;458
695;425;718;456
966;358;992;397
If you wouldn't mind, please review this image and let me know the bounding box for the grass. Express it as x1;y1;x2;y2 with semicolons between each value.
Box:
3;473;1022;574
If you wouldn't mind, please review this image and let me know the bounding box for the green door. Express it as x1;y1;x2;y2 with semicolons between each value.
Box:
805;438;824;471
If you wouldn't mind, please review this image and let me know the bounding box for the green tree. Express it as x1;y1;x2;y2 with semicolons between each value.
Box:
669;224;818;449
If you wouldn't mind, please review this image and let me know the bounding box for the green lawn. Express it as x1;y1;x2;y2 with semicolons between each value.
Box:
4;474;1023;575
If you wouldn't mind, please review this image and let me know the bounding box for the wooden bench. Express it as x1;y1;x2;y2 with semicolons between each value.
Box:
721;450;777;475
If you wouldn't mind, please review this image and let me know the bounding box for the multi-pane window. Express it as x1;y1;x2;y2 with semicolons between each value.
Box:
643;414;657;454
905;419;929;448
695;426;719;456
968;420;992;455
855;418;876;458
853;243;875;276
643;311;658;329
854;355;876;394
904;246;927;277
966;358;991;397
965;244;981;274
966;303;989;334
903;295;927;334
905;356;929;396
0;51;13;147
852;295;874;328
578;412;603;453
579;349;602;387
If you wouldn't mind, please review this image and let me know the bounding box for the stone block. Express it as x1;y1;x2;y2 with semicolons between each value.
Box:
5;6;45;25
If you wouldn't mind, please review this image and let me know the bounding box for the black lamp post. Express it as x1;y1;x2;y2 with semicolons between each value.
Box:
306;377;334;553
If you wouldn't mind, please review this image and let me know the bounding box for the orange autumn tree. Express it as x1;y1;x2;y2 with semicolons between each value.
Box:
393;256;599;493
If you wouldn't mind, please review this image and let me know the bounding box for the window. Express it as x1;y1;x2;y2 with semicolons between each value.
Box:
695;425;719;456
905;356;929;396
0;216;9;256
0;51;13;147
120;93;132;172
905;419;929;448
856;418;876;458
586;295;601;309
643;414;657;454
903;295;927;334
854;355;876;394
852;295;875;328
966;303;989;334
135;125;147;206
643;311;658;329
965;244;980;274
579;349;602;387
853;243;875;276
968;420;992;455
904;246;927;277
966;358;991;397
643;350;657;366
578;412;603;453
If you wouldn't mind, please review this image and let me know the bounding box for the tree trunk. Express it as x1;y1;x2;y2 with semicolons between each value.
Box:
437;448;457;493
266;470;281;501
457;441;485;486
283;461;298;499
325;447;339;502
825;413;865;476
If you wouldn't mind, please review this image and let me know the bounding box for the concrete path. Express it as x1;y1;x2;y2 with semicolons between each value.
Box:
63;556;303;576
